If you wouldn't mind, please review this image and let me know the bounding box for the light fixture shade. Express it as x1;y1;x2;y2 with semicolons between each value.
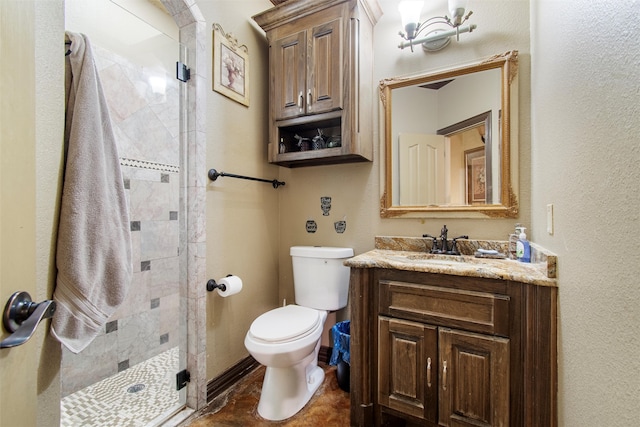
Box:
448;0;468;26
399;1;424;28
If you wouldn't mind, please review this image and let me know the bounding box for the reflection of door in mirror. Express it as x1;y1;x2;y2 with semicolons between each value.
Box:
440;119;490;205
399;133;445;206
438;111;493;205
398;124;486;206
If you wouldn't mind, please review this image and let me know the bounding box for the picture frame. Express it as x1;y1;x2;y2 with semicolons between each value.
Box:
465;147;486;204
212;23;249;107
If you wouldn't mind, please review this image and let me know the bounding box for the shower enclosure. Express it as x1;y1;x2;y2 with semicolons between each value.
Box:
61;1;188;424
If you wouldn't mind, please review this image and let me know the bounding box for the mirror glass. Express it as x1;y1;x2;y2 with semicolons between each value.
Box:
380;51;519;218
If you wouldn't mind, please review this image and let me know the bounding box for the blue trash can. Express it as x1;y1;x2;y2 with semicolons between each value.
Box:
330;320;350;392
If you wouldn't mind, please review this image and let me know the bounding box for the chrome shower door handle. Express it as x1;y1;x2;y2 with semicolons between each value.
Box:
1;291;56;349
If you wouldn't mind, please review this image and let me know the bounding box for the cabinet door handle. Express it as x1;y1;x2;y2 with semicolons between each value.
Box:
426;357;432;388
298;91;304;109
442;361;448;391
307;89;312;108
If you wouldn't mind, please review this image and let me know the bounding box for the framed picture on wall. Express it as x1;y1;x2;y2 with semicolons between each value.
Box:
465;147;486;204
212;23;249;107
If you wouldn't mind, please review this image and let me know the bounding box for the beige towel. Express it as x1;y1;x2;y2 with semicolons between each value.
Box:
52;32;132;354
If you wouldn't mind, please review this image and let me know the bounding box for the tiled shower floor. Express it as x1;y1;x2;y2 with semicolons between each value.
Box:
61;347;181;426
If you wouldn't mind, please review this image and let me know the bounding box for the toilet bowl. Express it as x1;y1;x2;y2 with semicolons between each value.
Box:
245;305;328;421
244;246;353;421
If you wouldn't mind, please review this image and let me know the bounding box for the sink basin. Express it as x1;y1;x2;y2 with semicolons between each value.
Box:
404;253;465;262
387;252;503;267
389;253;468;265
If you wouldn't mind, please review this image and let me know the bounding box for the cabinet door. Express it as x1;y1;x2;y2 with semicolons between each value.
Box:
307;18;342;115
378;317;438;423
273;31;306;120
439;328;509;427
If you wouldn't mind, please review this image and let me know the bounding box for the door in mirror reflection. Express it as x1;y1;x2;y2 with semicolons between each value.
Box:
398;118;491;207
398;133;445;205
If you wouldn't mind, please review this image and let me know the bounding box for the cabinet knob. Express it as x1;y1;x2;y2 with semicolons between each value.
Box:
427;357;432;388
307;89;313;109
298;91;304;109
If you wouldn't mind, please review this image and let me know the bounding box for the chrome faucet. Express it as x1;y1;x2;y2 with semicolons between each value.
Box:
422;224;468;255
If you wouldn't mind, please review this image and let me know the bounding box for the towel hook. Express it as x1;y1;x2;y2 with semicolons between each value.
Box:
1;291;56;349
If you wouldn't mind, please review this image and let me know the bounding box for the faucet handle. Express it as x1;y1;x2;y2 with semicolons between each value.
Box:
449;236;469;255
422;234;439;253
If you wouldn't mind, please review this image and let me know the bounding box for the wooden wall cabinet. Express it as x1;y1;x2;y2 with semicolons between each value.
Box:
272;18;342;121
253;0;382;167
350;268;557;427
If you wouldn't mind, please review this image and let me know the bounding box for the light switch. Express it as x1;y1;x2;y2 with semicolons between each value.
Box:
546;204;554;235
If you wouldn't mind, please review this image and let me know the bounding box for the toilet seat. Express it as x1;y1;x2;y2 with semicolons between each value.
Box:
249;305;321;343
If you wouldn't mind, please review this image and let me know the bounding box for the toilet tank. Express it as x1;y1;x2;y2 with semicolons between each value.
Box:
290;246;354;311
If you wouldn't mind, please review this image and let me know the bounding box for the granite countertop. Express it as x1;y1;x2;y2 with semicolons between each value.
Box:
344;236;558;287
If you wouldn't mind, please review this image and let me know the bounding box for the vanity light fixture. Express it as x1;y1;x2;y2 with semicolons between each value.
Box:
398;0;476;52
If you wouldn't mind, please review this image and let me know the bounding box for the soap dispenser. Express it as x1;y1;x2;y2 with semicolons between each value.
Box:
516;227;531;263
508;224;522;259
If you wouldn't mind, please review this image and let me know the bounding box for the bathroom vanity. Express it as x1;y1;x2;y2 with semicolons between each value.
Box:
345;237;557;427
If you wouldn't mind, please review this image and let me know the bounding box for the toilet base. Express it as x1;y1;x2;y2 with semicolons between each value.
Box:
256;358;325;421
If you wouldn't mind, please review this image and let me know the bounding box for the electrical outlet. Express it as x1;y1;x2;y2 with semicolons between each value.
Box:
546;204;554;235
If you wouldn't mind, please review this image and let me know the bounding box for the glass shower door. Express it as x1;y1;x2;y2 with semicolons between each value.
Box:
61;1;187;425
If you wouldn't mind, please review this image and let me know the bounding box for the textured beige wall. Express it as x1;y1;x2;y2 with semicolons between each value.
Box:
201;0;279;379
530;1;640;425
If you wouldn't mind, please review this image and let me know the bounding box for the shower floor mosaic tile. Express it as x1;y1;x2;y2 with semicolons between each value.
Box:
61;347;182;427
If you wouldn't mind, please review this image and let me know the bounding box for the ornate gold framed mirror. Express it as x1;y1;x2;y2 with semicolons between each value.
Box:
379;50;519;218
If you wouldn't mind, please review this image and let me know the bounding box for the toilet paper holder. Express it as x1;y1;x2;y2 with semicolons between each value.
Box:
206;275;233;292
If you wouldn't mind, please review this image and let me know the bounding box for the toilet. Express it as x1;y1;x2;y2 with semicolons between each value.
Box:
244;246;354;421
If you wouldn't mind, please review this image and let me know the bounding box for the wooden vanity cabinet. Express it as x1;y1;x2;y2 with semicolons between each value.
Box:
253;0;382;167
379;318;510;426
350;268;557;427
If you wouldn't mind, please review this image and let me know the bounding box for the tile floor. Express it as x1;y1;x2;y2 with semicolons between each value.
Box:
183;363;350;427
61;347;182;426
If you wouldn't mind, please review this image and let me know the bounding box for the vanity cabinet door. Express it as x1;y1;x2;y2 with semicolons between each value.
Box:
378;316;438;423
439;328;510;427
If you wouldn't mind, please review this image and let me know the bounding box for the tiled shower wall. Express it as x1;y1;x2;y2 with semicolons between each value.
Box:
60;44;182;397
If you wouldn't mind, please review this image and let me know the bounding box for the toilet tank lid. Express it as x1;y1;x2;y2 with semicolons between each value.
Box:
290;246;354;258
